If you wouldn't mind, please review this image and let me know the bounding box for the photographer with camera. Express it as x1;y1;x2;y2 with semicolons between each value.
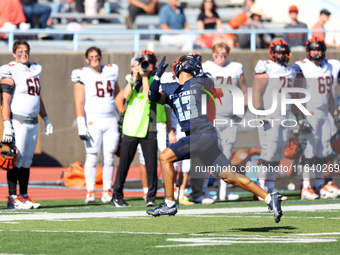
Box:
111;50;159;207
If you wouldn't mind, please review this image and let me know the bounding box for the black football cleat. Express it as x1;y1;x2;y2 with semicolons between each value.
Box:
146;202;178;217
267;192;283;223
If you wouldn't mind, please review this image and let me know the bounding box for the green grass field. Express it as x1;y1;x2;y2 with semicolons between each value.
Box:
0;192;339;255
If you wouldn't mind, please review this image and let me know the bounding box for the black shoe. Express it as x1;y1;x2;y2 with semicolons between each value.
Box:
267;192;283;223
110;198;130;207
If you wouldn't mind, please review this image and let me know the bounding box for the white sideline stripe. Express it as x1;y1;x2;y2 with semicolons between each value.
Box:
294;232;340;236
155;237;337;247
2;229;340;238
0;203;339;222
183;215;340;220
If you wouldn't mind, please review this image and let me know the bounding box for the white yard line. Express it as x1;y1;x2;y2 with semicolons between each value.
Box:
1;229;339;238
0;229;338;248
0;203;339;222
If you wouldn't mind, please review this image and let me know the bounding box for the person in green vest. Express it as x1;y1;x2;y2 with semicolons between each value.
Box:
111;50;159;207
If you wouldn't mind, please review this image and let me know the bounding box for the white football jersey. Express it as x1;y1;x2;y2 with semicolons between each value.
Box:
292;58;333;111
202;60;244;117
71;64;119;117
326;59;340;102
255;59;296;116
160;72;177;83
0;61;42;117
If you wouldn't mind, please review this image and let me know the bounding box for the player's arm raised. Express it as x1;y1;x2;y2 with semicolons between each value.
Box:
148;56;167;104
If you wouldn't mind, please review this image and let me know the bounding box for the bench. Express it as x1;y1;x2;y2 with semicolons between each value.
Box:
134;7;244;31
50;13;123;24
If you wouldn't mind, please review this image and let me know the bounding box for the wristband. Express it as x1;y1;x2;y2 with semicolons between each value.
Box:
77;116;86;127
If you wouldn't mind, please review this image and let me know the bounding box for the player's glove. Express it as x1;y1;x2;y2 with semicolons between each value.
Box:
2;120;14;144
43;116;53;135
154;56;168;80
298;118;312;134
191;55;203;75
77;116;90;141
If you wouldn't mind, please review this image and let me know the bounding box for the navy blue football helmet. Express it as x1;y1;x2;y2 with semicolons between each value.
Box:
172;54;202;78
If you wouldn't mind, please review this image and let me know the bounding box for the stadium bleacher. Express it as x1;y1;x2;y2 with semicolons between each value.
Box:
1;0;252;52
0;0;339;52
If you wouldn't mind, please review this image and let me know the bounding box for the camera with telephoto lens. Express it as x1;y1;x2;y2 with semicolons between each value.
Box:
134;53;150;71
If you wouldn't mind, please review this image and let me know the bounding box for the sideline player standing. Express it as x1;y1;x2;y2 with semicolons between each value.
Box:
147;54;283;223
202;42;248;201
72;47;120;204
0;39;53;209
292;37;337;200
252;39;295;200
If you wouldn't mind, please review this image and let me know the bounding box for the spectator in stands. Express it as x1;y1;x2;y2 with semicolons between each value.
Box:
236;5;272;49
312;9;331;41
159;0;197;52
50;0;75;24
20;0;52;29
196;0;232;49
52;0;75;14
242;0;255;13
283;5;308;50
75;0;84;13
0;0;30;35
52;0;75;15
126;0;164;29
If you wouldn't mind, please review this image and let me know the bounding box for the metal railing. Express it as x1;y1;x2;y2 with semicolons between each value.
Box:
0;28;333;52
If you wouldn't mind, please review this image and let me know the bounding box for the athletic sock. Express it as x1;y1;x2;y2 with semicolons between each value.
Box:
143;186;148;197
165;199;175;207
202;178;210;197
266;179;276;193
218;179;227;200
301;164;311;189
178;189;185;199
315;178;324;190
7;167;19;195
18;167;30;195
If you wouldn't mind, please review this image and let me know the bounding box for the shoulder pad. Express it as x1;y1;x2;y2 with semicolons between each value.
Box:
254;60;268;74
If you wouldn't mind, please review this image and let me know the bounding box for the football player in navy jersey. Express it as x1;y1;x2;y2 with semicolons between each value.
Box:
146;54;283;223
